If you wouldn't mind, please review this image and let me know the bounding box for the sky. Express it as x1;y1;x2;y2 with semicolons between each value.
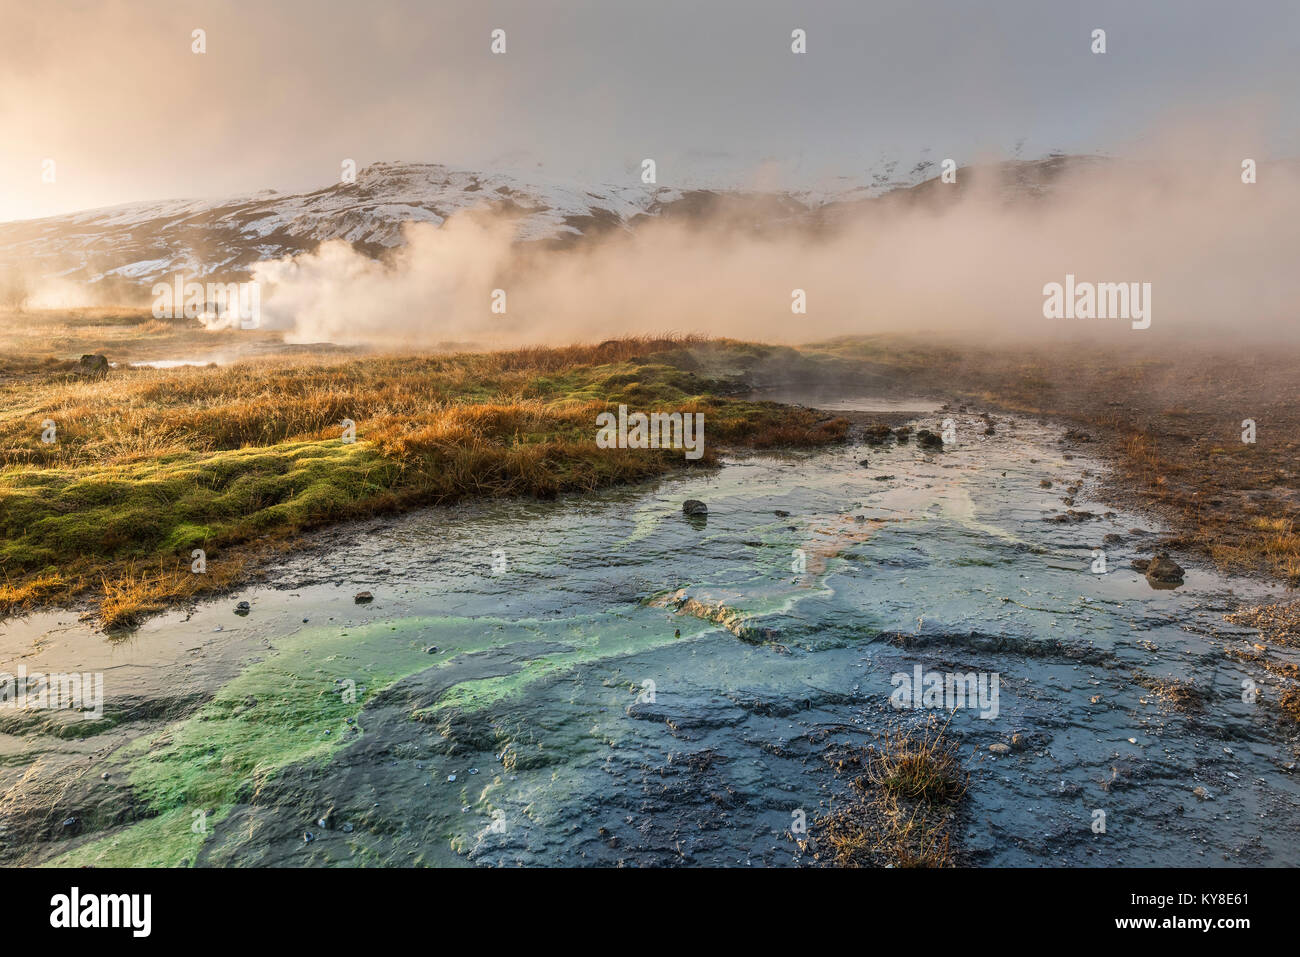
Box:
1;0;1297;223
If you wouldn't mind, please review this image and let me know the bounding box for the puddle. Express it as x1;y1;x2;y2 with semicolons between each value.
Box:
125;359;219;369
748;390;942;413
1;412;1295;867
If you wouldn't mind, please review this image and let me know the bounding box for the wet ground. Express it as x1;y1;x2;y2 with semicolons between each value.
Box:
1;406;1297;867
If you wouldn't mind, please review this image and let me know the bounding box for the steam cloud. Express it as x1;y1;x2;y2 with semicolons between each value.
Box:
253;144;1300;349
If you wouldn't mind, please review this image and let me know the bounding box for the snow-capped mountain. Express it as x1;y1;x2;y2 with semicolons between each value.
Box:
0;157;1095;290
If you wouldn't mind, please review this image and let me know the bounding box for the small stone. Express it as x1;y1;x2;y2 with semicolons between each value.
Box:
425;645;439;654
447;773;457;782
234;601;250;615
1192;786;1213;801
468;768;479;774
76;354;109;376
1144;552;1185;584
341;823;354;833
682;500;708;517
988;743;1011;754
303;832;314;843
354;591;374;604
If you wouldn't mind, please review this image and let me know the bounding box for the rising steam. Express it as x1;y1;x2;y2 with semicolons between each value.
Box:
252;144;1300;349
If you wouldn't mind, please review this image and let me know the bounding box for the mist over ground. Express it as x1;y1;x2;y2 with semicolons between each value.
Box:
248;135;1299;351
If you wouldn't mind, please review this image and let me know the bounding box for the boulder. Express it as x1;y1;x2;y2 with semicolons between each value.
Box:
77;354;109;376
1145;552;1185;584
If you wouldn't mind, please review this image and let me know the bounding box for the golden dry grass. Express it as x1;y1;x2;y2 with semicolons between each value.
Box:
0;332;849;630
816;716;970;867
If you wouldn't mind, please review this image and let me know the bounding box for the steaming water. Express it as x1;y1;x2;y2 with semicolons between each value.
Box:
2;412;1297;867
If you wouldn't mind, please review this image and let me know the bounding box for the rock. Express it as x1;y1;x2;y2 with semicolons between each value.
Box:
354;591;374;603
1131;558;1151;572
76;354;109;376
682;500;708;517
857;459;871;467
1010;733;1027;752
1144;552;1185;584
916;429;943;450
988;743;1011;754
863;423;892;446
774;509;790;517
234;601;250;615
1192;786;1213;801
1040;479;1053;489
425;645;439;654
1045;509;1097;524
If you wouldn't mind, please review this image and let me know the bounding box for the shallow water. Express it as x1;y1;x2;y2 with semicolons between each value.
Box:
2;412;1297;867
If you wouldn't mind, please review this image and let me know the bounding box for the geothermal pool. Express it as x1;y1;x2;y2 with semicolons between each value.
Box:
1;411;1296;867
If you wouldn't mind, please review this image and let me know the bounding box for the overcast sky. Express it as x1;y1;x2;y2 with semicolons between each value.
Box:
2;0;1297;222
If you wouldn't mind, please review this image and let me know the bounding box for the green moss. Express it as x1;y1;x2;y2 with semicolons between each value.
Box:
47;806;235;868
